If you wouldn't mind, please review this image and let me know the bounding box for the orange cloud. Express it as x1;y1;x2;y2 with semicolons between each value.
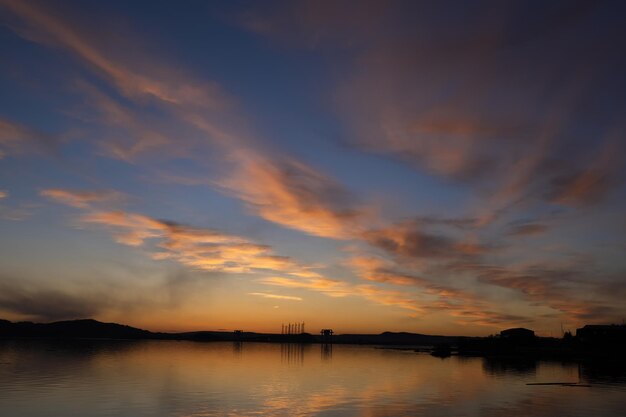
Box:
80;209;434;316
2;1;242;164
259;276;352;298
347;256;422;286
245;1;625;233
80;211;166;246
447;309;529;327
354;284;423;314
219;154;363;239
548;138;624;206
1;0;230;110
2;0;372;242
41;188;125;209
44;188;333;282
248;292;302;301
259;275;426;315
42;187;437;316
80;210;293;273
345;253;541;329
348;255;468;301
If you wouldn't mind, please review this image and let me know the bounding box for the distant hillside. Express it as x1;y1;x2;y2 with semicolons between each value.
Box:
333;331;457;346
3;319;625;361
0;318;457;346
0;319;155;339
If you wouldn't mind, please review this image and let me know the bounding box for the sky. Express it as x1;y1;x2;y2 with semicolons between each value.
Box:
0;0;625;336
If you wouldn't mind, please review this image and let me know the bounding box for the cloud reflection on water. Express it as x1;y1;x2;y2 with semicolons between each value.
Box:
1;340;625;417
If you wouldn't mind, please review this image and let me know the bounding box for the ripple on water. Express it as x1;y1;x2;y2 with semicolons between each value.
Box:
0;340;625;417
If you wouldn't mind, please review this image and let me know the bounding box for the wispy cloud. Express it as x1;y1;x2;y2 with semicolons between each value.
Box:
354;284;423;315
453;260;619;323
546;138;624;207
268;2;626;328
0;195;39;221
45;189;329;281
345;254;525;327
259;276;352;298
362;220;489;260
0;206;37;221
0;0;230;110
79;210;166;247
447;309;530;327
2;0;371;242
219;154;363;239
43;188;432;315
0;280;105;321
259;275;424;315
248;292;302;301
41;188;125;208
3;0;625;332
237;0;391;49
81;210;307;274
73;80;173;161
243;1;626;228
0;118;61;156
507;223;549;237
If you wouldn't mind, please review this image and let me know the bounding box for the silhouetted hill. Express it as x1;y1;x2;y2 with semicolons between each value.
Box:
0;319;456;345
2;318;623;361
333;331;457;346
0;318;155;339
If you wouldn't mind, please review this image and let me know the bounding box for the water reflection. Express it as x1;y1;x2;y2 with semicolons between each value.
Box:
280;343;306;366
482;357;538;377
321;343;332;362
1;340;625;417
232;341;243;356
579;361;626;387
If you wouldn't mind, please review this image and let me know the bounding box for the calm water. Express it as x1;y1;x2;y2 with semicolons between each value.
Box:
1;340;625;416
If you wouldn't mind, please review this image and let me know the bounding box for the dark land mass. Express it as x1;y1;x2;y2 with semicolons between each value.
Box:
0;319;454;345
1;319;625;362
0;318;155;340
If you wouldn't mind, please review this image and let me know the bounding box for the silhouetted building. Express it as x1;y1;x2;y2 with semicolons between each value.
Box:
500;328;535;342
321;329;334;343
576;324;626;344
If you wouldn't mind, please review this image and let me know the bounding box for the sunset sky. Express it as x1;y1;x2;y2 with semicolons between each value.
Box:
1;0;625;336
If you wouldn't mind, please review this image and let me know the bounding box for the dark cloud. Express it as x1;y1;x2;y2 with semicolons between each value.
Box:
507;223;549;237
0;118;63;157
547;166;619;206
463;261;620;322
450;310;530;326
362;221;489;260
236;0;393;49
0;271;213;323
368;231;456;259
412;216;480;230
243;0;626;217
0;283;105;321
